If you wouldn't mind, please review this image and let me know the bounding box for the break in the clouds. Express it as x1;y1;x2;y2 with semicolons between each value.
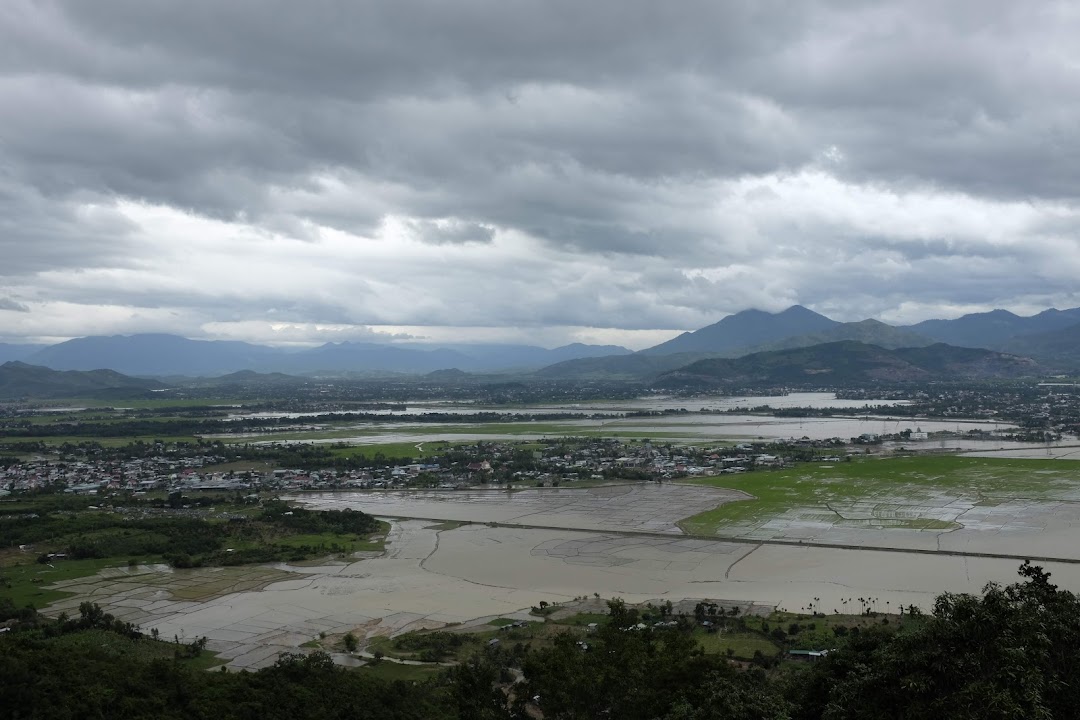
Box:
1;0;1079;348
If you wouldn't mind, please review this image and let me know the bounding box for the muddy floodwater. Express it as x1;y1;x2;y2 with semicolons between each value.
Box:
228;392;910;420
592;414;1016;441
46;480;1080;670
295;484;747;534
215;392;1030;448
240;411;1017;447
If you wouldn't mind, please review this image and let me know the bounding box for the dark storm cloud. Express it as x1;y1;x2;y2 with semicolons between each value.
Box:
405;219;495;246
7;1;800;96
0;176;141;277
1;0;1078;342
6;0;1068;200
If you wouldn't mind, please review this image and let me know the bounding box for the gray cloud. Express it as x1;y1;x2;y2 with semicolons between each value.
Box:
0;297;29;312
1;0;1079;345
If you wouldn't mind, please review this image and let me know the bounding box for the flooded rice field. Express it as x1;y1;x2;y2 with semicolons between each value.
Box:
227;392;911;420
291;477;1080;560
292;483;748;534
960;444;1080;459
594;413;1016;441
236;412;1018;448
48;516;1080;670
214;392;1028;447
47;476;1080;670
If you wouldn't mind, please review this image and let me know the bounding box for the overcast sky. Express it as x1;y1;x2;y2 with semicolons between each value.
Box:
2;1;1079;349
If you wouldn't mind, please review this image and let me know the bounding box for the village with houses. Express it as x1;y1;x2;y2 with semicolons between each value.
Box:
0;435;859;499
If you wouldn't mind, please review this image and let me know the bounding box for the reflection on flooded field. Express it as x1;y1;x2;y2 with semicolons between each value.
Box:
596;414;1016;440
229;392;910;420
39;457;1080;670
235;413;1019;447
290;483;749;534
961;444;1080;459
47;515;1080;671
231;392;1005;446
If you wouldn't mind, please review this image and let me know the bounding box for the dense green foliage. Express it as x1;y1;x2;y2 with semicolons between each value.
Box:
517;600;788;719
1;498;379;572
789;562;1080;720
663;341;1037;388
391;630;477;662
4;564;1080;718
0;643;448;720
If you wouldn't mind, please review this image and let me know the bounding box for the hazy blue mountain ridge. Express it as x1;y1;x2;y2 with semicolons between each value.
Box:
543;310;936;380
0;361;168;399
0;343;47;364
998;322;1080;370
21;334;633;376
736;319;934;354
11;305;1080;378
640;305;839;356
394;342;633;370
533;352;718;380
907;308;1080;348
26;334;280;377
658;341;1042;388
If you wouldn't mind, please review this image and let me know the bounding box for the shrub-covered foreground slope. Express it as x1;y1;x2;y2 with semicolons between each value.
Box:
3;563;1080;719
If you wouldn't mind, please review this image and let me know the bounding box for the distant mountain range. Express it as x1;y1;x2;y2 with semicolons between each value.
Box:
10;334;632;377
0;304;1077;380
656;342;1042;388
534;352;718;381
0;343;46;364
643;305;1080;360
908;308;1080;348
0;361;167;399
541;305;1080;379
641;305;839;355
999;322;1080;368
1;339;1045;400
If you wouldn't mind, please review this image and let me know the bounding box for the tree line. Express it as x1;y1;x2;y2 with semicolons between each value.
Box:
3;563;1079;718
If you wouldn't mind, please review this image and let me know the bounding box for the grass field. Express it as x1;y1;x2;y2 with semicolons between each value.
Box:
42;628;225;671
694;629;780;658
678;455;1080;536
364;619;558;666
230;530;385;553
0;557;143;608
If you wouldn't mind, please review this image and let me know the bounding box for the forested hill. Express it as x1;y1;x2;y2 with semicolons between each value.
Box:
534;351;717;380
999;321;1080;370
0;361;167;399
657;341;1042;388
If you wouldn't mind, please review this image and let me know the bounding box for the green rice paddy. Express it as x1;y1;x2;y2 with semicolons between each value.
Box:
678;455;1080;536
